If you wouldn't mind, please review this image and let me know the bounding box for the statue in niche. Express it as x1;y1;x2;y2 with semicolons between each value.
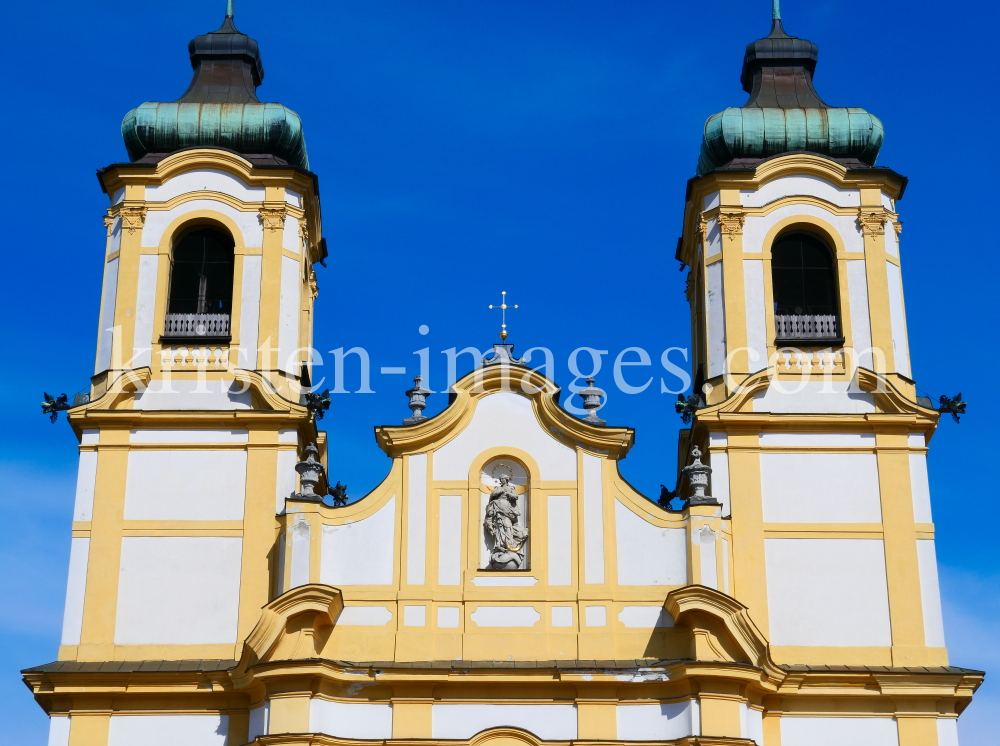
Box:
484;473;529;570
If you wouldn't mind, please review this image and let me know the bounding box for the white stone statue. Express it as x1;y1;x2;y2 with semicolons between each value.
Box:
484;473;528;570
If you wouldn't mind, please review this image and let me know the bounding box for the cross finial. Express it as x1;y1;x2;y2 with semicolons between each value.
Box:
772;0;781;20
226;0;234;18
488;291;518;341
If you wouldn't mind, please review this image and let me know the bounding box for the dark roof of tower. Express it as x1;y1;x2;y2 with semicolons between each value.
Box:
120;2;309;170
696;2;883;177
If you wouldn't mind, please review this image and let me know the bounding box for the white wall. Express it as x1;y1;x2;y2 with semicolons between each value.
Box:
310;699;393;739
753;381;875;414
743;704;764;744
909;450;933;523
916;539;947;647
407;454;427;585
615;500;687;586
886;261;910;377
133;379;252;410
290;515;311;589
107;715;229;746
96;257;119;374
114;537;243;644
132;255;159;369
432;704;577;740
276;449;297;514
60;538;90;646
937;718;960;746
438;494;462;585
124;450;247;520
706;261;726;378
695;525;718;590
618;606;673;628
547;495;572;586
704;217;721;258
321;496;396;586
740;176;860;209
237;255;262;369
73;451;98;522
248;703;269;742
765;539;892;646
336;606;393;626
141;199;263;248
470;606;541;627
144;169;265;203
743;260;767;373
744;203;864;254
283;214;300;252
433;392;577;481
277;255;301;374
780;717;899;746
583;454;605;584
616;701;698;740
760;452;882;523
846;259;874;370
47;715;70;746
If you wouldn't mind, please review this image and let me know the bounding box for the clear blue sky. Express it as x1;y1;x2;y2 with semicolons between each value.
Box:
1;1;996;743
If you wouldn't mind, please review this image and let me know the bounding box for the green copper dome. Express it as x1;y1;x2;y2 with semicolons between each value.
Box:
696;2;883;176
120;3;309;170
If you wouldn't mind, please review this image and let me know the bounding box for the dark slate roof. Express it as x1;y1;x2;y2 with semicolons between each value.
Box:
781;664;985;675
22;660;236;674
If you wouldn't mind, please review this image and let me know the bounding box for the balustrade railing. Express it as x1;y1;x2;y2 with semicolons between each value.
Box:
163;313;230;338
774;314;839;341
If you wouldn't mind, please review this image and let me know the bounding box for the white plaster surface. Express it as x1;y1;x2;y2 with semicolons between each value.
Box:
780;716;899;746
741;176;861;209
276;449;297;514
470;606;541;627
744;203;864;254
937;718;959;746
708;431;728;446
910;453;933;523
760;452;882;523
697;526;718;590
60;538;90;646
884;221;899;257
583;454;605;584
585;606;607;627
616;702;697;741
336;606;393;626
284;188;302;207
618;606;673;628
404;606;426;626
133;378;252;410
47;715;70;746
73;452;98;522
615;500;687;586
917;539;947;647
145;169;265;203
471;576;537;586
291;516;311;589
847;259;874;370
886;261;910;377
432;704;577;740
753;381;875;414
124;450;247;520
108;715;229;746
743;260;767;373
282;214;300;252
132;254;159;368
322;496;396;586
237;254;262;368
279;429;298;443
114;537;242;644
706;261;726;377
552;607;573;627
407;454;427;585
141;199;264;248
277;255;301;374
705;217;721;258
704;191;720;210
743;705;764;743
709;450;731;516
438;607;460;628
433;392;577;481
107;216;122;256
438;494;462;585
721;538;730;594
759;432;875;447
547;494;572;586
275;534;286;596
881;192;894;211
81;430;99;445
248;703;269;742
129;428;249;443
112;187;125;205
765;539;892;646
310;699;393;740
96;257;119;373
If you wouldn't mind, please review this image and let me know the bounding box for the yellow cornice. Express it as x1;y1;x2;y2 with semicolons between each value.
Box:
374;364;635;459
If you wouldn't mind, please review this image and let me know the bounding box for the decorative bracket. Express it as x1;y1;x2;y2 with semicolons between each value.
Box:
119;207;147;235
259;206;287;232
717;211;745;240
857;209;887;237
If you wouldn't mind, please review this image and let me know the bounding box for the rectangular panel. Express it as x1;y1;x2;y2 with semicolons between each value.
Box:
124;450;247;520
132;254;159;368
322;496;396;586
917;539;947;647
129;429;249;444
238;255;262;369
438;494;462;586
277;255;300;374
886;261;910;377
743;260;767;373
909;453;933;524
765;538;892;646
706;260;726;378
310;699;393;739
937;718;959;746
47;715;70;746
432;704;577;740
73;451;98;522
616;702;696;741
290;517;311;589
615;500;687;585
699;533;718;590
709;450;730;516
407;454;427;585
276;449;298;514
761;453;882;523
114;537;242;644
780;717;899;746
108;715;229;746
60;538;90;646
248;704;269;742
96;257;119;373
547;495;572;586
583;454;605;584
847;259;873;369
759;432;875;448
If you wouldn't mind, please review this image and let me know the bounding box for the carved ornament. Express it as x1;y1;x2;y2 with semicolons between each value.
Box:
717;211;745;239
102;214;115;237
259;206;287;232
857;210;887;237
119;207;147;235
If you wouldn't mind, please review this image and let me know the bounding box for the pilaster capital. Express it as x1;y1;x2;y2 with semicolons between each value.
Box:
119;206;147;235
259;206;287;232
102;213;114;237
717;210;745;239
857;208;888;237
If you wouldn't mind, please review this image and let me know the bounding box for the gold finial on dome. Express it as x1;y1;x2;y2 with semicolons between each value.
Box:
489;291;518;341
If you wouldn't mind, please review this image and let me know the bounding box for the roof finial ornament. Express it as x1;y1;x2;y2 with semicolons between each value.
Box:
226;0;234;18
772;0;780;21
578;377;607;427
403;375;432;424
489;291;518;342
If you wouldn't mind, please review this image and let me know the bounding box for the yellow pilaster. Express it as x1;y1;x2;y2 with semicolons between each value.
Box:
268;686;312;735
859;189;894;374
390;685;434;738
576;686;617;740
895;698;940;746
726;430;769;634
258;188;287;384
718;190;749;389
698;684;743;738
68;710;111;746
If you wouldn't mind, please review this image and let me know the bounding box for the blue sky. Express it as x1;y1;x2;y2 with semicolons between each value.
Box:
1;1;997;743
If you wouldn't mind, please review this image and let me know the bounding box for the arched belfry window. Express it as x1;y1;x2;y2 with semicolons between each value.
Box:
163;227;235;339
771;232;842;343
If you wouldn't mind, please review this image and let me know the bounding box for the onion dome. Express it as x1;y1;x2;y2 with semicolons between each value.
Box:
121;1;309;170
696;1;883;176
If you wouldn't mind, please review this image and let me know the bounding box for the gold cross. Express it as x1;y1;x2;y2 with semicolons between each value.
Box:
488;291;518;341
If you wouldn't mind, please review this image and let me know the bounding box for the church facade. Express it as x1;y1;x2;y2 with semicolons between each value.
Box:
23;4;982;746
